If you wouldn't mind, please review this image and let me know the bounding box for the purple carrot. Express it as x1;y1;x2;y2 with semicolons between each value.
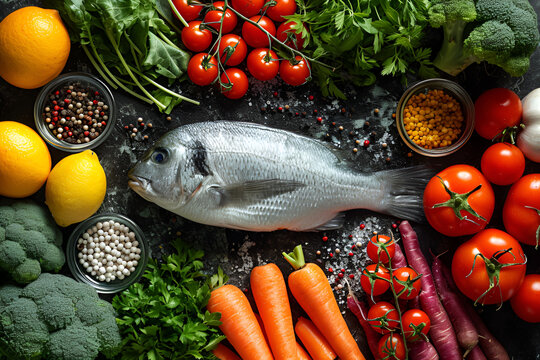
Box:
409;340;439;360
399;221;462;360
441;262;510;360
392;243;408;268
347;294;381;359
467;346;487;360
432;255;478;356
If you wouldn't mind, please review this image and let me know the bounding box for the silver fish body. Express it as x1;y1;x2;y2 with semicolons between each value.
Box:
128;121;427;231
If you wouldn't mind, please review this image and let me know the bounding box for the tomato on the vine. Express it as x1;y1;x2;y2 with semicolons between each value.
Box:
279;56;311;86
401;309;430;341
187;53;218;86
247;48;279;81
503;173;540;247
367;301;400;334
231;0;264;17
217;34;247;66
242;15;276;48
481;142;525;185
474;88;522;140
451;229;526;305
377;334;406;360
276;20;305;50
203;1;238;34
171;0;203;22
366;234;395;264
510;274;540;323
392;266;422;300
181;21;213;52
264;0;297;22
360;264;391;297
423;164;495;237
220;68;249;99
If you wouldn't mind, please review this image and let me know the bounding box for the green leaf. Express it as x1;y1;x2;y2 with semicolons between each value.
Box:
143;32;189;79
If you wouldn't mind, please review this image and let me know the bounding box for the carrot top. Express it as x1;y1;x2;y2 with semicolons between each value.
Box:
283;245;306;270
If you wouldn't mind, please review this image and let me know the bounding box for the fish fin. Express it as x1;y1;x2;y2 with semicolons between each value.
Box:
211;179;306;207
309;213;346;231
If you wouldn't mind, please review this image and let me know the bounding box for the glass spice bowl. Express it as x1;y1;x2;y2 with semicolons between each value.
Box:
66;213;149;294
396;78;475;157
34;72;117;153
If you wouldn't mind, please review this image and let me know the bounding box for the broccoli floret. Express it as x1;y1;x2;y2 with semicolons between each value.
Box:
429;0;540;76
0;200;65;284
0;274;122;360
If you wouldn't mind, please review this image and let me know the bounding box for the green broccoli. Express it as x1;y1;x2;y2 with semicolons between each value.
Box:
429;0;540;76
0;273;122;360
0;199;65;284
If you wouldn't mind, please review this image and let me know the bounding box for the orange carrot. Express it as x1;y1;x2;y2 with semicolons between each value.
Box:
251;263;297;360
284;245;366;360
254;313;270;344
207;284;273;360
296;342;313;360
295;317;337;360
212;343;242;360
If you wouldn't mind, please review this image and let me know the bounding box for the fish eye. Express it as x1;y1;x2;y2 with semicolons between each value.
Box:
151;148;168;164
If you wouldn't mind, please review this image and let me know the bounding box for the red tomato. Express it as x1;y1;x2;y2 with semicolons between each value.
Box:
377;334;406;360
279;56;311;86
474;88;522;140
503;174;540;247
246;48;279;81
217;34;247;66
276;20;305;50
366;234;395;264
203;1;238;34
451;229;526;305
510;274;540;323
360;264;391;297
367;301;400;334
171;0;203;22
181;21;213;52
231;0;264;17
187;53;218;86
423;164;495;237
481;143;525;186
401;309;430;341
392;267;422;300
264;0;297;22
220;68;249;99
241;15;276;48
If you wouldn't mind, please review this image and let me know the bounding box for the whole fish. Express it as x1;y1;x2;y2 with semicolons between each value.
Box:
128;121;428;231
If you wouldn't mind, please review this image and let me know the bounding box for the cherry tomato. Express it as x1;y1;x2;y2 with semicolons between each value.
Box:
171;0;203;22
246;48;279;81
366;234;395;264
203;1;238;34
264;0;297;22
392;267;422;300
510;274;540;323
451;229;526;305
276;20;305;50
181;21;213;52
241;15;276;48
360;264;391;297
231;0;264;17
481;142;525;186
474;88;522;140
279;56;311;86
220;68;249;99
216;34;247;66
187;53;218;86
377;334;406;360
401;309;430;341
423;164;495;237
503;174;540;247
367;301;400;334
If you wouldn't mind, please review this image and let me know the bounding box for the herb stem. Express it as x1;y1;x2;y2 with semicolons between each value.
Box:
166;0;189;27
155;4;182;33
81;45;117;90
156;29;182;51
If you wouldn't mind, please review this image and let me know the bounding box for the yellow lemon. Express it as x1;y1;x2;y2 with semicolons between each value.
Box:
0;6;71;89
0;121;51;198
46;150;106;227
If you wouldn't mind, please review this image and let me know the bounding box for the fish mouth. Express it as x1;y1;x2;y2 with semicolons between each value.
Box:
128;174;151;192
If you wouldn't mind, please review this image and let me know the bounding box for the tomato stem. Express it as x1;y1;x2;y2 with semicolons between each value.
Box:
432;177;486;222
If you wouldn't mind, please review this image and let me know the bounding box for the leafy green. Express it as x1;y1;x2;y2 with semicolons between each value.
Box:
285;0;438;98
112;240;227;359
46;0;198;113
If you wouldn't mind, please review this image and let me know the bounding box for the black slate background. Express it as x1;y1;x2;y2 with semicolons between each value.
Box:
1;1;540;359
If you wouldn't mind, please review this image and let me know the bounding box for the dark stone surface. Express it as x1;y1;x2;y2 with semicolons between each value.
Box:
1;1;540;359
